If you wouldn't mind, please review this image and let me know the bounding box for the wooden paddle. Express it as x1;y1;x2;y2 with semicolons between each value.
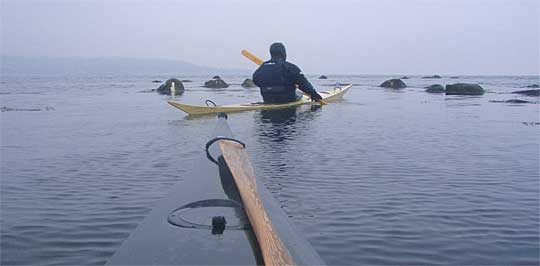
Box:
218;139;294;266
241;49;327;105
241;50;264;65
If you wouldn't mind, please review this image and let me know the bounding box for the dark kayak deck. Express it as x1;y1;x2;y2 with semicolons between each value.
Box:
107;115;323;265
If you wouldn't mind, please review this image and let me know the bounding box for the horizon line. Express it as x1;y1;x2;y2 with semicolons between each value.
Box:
2;55;539;77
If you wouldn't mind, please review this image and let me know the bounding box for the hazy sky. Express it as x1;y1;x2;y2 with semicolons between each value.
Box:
2;0;539;75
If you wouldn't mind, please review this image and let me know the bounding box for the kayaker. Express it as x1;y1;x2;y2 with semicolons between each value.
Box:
252;42;324;104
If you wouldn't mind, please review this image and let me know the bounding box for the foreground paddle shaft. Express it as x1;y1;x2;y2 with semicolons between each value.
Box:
218;140;294;266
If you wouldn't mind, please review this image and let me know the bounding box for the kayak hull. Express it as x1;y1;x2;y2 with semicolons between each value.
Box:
168;84;352;115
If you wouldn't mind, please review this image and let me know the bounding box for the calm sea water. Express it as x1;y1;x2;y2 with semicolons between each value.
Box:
1;74;539;265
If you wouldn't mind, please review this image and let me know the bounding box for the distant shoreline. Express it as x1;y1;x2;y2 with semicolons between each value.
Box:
0;56;250;76
1;56;538;77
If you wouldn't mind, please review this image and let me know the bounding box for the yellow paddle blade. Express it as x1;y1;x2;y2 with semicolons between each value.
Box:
241;50;264;65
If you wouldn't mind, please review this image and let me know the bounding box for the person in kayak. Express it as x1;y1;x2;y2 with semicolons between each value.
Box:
252;42;325;104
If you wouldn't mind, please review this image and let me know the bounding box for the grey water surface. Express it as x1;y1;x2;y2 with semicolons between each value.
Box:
1;74;539;265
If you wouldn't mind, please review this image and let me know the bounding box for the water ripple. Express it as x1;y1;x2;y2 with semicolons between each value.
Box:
2;75;539;265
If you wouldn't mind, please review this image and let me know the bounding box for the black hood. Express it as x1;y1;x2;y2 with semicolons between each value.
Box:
270;42;286;61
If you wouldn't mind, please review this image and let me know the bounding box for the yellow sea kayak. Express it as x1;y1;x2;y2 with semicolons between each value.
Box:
168;84;352;115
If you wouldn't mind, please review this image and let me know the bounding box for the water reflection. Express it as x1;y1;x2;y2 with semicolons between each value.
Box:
254;106;322;184
257;105;322;143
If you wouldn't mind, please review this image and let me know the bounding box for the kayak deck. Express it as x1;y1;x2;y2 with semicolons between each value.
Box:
168;84;352;115
107;114;324;265
107;116;261;265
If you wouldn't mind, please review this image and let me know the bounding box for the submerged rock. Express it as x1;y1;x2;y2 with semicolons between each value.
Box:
380;79;407;89
422;75;442;79
181;80;192;83
425;84;445;93
525;84;539;88
401;76;409;79
318;75;328;79
241;78;257;88
450;76;459;79
1;106;55;112
151;80;162;83
512;89;539;97
445;83;484;95
505;99;532;104
204;77;229;88
490;99;534;104
522;122;540;126
157;78;185;95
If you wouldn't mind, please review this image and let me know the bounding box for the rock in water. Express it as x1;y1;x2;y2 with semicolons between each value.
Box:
401;76;409;79
241;78;257;88
445;83;485;95
425;84;445;93
512;89;539;97
380;79;407;89
505;99;532;104
422;75;442;79
152;80;162;83
318;75;328;79
204;77;229;88
490;99;534;104
156;78;184;95
525;84;539;88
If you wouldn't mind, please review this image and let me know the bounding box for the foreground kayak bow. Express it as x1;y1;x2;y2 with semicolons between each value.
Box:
107;113;324;265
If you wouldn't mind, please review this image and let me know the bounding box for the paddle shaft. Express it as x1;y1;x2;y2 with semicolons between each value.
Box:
218;140;294;266
241;49;327;105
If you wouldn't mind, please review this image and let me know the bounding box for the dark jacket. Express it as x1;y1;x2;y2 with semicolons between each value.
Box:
252;43;322;103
